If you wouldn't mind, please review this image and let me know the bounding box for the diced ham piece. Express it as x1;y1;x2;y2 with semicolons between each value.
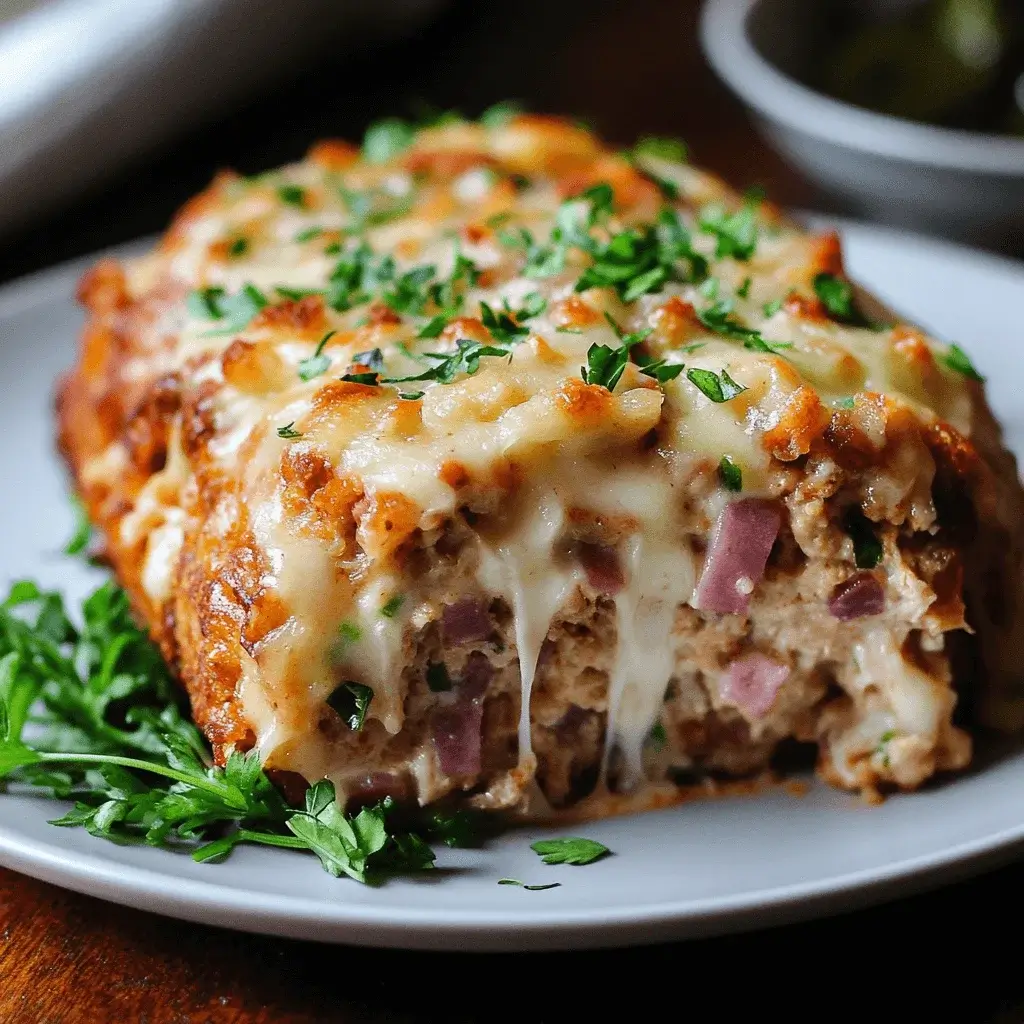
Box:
347;772;405;808
829;572;885;621
577;542;625;595
432;699;484;777
720;653;790;719
693;499;782;614
442;598;492;644
460;651;495;698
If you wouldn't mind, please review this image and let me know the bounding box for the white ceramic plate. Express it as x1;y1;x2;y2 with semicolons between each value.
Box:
1;221;1023;952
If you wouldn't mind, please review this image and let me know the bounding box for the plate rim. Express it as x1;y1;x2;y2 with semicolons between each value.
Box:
1;219;1023;951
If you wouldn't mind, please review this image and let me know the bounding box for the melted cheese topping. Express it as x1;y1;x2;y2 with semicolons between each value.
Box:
92;115;983;799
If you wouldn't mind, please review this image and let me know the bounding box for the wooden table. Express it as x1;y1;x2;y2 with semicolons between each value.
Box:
1;2;1022;1020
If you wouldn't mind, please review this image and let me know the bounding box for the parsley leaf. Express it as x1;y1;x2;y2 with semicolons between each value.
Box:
636;356;685;384
326;682;374;731
697;300;790;353
199;284;268;336
228;237;249;258
763;298;784;318
362;118;415;163
277;423;303;440
0;577;437;883
498;878;561;891
632;137;687;162
480;293;546;344
686;367;747;403
582;341;632;391
278;185;306;207
187;287;226;320
718;455;742;491
844;508;883;569
699;193;761;261
380;595;405;618
812;272;871;327
480;100;522;129
340;185;413;231
530;837;610;866
298;330;337;382
944;343;984;383
64;496;92;557
383;339;510;387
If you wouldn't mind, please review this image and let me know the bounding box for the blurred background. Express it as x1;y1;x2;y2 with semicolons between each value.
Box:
0;0;1021;287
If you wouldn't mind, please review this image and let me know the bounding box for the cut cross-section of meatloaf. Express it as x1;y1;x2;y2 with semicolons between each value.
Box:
56;111;1024;816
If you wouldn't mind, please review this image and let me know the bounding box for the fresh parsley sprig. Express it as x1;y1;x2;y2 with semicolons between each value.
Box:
530;837;610;865
697;300;790;353
0;580;435;882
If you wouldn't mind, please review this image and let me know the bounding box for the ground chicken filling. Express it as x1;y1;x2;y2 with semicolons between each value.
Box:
57;110;1024;818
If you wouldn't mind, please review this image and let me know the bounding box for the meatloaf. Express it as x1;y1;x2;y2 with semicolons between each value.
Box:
57;110;1024;816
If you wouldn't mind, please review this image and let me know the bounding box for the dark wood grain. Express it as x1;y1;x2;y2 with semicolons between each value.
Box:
1;2;1023;1021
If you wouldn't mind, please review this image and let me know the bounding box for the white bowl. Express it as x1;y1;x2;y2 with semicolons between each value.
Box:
700;0;1024;248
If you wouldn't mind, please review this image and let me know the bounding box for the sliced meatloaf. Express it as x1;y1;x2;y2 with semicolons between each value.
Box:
56;110;1024;815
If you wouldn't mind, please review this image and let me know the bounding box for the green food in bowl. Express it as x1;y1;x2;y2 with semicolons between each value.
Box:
816;0;1023;135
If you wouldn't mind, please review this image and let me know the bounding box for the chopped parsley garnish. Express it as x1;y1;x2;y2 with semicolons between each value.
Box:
194;283;268;336
944;343;984;383
718;455;742;491
480;292;546;344
362;117;415;163
340;185;413;230
582;340;632;391
426;662;452;692
187;287;226;320
699;192;761;261
295;226;324;243
340;372;380;385
298;330;336;382
583;316;680;389
399;391;424;401
336;621;362;650
632;136;687;162
530;837;611;866
327;682;374;731
278;185;306;207
276;286;325;302
427;809;487;848
380;595;405;618
737;277;752;299
277;423;303;440
480;100;522;129
571;205;708;302
636;355;685;384
844;509;883;569
812;272;870;327
228;237;249;258
697;300;790;353
64;496;92;557
686;367;747;403
498;878;561;891
0;577;435;882
876;729;897;769
516;183;614;281
763;298;784;318
382;339;510;387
